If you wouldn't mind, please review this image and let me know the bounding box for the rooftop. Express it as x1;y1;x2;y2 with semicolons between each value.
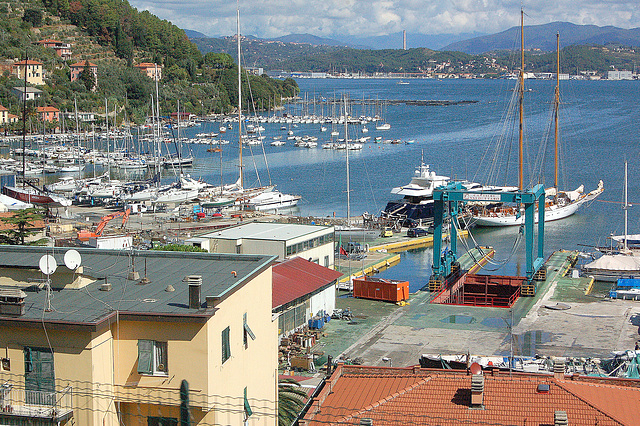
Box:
194;222;333;242
0;245;275;328
272;257;342;308
301;364;640;425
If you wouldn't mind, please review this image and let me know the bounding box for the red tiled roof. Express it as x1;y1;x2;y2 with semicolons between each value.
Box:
37;39;62;44
272;257;342;308
0;105;7;111
135;62;161;68
301;365;639;425
0;213;45;231
37;106;60;112
70;60;97;68
13;60;43;66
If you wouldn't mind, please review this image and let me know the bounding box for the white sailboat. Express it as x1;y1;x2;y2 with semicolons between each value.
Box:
582;162;640;281
473;21;603;227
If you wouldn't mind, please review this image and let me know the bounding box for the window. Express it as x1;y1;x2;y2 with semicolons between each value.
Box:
243;313;256;348
324;255;330;267
137;340;168;375
222;327;231;363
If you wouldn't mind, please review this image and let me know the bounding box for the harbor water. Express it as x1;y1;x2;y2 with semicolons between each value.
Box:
44;78;640;289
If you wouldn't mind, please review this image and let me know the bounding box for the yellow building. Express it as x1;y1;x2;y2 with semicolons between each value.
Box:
0;246;278;425
12;60;44;86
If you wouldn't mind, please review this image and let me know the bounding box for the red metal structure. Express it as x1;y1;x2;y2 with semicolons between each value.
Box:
431;273;524;308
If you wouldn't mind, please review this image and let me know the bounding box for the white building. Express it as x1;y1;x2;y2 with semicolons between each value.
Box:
186;222;336;268
607;70;633;80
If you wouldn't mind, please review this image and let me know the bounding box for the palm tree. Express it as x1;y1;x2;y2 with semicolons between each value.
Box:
278;378;308;426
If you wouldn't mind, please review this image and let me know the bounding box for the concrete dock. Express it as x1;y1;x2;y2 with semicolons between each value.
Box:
313;250;640;368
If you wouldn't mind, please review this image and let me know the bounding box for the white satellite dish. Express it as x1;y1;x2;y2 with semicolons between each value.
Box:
64;249;82;270
39;255;57;275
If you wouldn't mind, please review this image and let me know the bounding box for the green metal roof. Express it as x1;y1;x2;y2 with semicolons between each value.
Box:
0;245;276;327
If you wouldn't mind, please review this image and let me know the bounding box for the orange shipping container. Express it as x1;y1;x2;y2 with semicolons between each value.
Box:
353;276;409;303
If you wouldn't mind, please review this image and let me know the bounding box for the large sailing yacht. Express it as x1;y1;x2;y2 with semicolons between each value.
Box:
473;16;603;227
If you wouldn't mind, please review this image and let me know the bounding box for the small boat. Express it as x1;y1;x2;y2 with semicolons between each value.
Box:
207;147;222;152
242;190;301;211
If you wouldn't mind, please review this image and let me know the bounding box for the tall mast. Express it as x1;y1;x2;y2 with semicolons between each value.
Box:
624;161;628;251
237;1;244;189
344;96;350;223
518;8;524;191
553;32;560;190
21;52;28;185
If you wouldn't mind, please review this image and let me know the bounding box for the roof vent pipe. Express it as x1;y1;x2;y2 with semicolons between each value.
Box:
554;410;568;426
360;419;373;426
184;275;202;309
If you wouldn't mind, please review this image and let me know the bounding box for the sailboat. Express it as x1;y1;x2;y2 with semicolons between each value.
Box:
473;19;603;227
582;162;640;281
232;5;299;212
335;96;379;241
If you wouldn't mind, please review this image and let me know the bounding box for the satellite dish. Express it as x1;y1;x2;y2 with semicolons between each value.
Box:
39;255;57;275
64;249;82;270
470;362;482;375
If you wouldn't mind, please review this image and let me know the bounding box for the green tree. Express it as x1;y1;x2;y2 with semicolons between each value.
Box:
152;244;207;252
79;63;95;91
22;9;43;27
0;208;44;245
278;378;307;426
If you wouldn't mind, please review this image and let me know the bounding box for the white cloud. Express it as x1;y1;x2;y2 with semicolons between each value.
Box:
128;0;640;38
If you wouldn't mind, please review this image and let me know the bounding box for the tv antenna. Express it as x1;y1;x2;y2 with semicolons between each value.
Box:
38;254;57;312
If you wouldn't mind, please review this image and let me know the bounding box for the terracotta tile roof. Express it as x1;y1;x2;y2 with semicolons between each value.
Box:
272;257;342;308
135;62;161;68
300;365;639;425
13;60;43;66
37;39;62;44
0;212;45;231
0;105;7;111
70;60;97;68
37;106;60;113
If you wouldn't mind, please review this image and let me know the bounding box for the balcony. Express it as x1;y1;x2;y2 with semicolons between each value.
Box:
0;384;73;424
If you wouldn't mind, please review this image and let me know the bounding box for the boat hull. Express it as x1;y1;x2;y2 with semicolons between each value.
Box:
2;186;71;207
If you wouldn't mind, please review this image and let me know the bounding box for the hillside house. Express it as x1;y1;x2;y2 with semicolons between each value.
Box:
11;86;43;101
37;106;60;123
69;60;98;87
12;60;44;86
36;39;72;59
134;62;163;81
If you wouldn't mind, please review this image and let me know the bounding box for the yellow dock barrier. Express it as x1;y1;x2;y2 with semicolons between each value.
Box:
369;230;469;253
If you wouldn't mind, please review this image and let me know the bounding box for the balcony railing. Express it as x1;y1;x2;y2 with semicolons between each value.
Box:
0;384;73;422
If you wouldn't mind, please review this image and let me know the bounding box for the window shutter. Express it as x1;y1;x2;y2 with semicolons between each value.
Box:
222;327;231;363
137;340;153;374
244;387;253;417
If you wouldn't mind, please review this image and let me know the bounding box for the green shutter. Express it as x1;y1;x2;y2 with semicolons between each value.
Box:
222;327;230;363
138;340;153;374
244;387;253;417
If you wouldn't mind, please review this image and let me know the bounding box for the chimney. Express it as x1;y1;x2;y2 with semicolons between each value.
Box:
470;374;484;408
184;275;202;309
554;410;568;426
553;359;565;380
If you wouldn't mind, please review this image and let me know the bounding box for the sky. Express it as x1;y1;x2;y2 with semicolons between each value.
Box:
128;0;640;40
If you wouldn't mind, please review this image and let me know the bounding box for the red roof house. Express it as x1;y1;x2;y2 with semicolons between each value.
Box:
299;364;640;425
273;257;342;337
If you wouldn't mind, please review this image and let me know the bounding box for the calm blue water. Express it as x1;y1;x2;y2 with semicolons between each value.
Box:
90;79;640;288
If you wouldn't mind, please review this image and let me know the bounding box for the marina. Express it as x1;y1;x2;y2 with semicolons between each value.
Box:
2;77;640;370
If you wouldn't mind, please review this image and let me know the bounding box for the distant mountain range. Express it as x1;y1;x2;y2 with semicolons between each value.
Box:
442;22;640;54
187;22;640;54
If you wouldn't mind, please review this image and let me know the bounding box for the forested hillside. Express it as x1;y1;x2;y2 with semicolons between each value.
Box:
0;0;298;129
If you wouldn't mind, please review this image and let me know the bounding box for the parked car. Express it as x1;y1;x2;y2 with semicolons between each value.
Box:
407;227;429;238
380;227;393;237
